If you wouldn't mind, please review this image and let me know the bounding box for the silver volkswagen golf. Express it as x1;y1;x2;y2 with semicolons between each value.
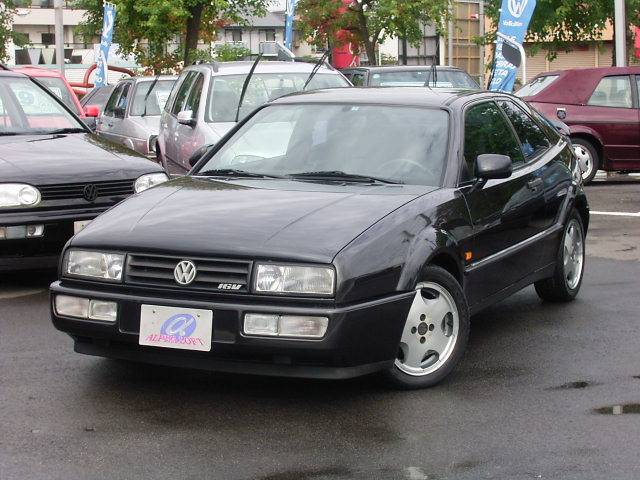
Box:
157;61;351;173
96;76;177;157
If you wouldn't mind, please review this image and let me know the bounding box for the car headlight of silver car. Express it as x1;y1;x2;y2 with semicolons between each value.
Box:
254;264;335;296
0;183;41;208
134;172;169;193
64;250;124;282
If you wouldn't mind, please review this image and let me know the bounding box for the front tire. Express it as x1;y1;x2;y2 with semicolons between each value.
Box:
383;266;470;389
535;210;585;302
572;138;599;184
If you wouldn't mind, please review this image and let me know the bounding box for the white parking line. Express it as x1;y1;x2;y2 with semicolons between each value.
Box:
591;211;640;217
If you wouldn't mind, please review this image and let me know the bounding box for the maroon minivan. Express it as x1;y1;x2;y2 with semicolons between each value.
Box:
517;67;640;183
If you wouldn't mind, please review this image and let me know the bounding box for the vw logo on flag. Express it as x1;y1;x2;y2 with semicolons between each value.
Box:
508;0;529;18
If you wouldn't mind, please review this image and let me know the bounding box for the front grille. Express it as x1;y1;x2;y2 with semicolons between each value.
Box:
38;179;134;201
125;254;252;293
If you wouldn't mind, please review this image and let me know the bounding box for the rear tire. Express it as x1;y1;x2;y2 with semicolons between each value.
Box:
535;210;585;302
383;266;470;389
572;138;599;184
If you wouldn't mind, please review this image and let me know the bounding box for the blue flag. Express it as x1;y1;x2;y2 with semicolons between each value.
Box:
95;2;116;88
284;0;298;51
489;0;536;92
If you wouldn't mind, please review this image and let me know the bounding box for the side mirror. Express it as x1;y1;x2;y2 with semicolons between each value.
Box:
177;110;196;127
188;144;214;168
476;154;512;180
84;105;100;117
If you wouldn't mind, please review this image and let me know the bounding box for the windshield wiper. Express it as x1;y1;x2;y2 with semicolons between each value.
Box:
197;168;284;179
289;170;401;184
45;128;87;134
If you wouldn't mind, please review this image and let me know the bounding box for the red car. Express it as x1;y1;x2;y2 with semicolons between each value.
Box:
12;66;99;126
517;66;640;183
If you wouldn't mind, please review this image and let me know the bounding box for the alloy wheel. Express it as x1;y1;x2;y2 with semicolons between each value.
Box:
563;218;584;290
573;145;594;182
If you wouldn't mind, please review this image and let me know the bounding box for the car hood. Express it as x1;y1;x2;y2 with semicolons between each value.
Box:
129;116;161;135
72;176;437;263
0;133;163;185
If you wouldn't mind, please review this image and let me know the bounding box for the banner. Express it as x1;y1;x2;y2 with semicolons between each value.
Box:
284;0;297;51
489;0;536;92
95;2;116;87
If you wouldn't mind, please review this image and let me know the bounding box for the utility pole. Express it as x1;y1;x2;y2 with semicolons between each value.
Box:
54;0;65;74
614;0;626;67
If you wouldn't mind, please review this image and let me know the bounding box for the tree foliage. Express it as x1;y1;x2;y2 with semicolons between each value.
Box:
297;0;452;65
73;0;268;71
483;0;640;61
0;0;30;63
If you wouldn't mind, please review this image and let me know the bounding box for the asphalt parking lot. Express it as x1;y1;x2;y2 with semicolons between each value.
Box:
1;176;639;480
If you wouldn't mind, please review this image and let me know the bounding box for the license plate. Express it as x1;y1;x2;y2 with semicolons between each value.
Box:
138;305;213;352
74;220;91;234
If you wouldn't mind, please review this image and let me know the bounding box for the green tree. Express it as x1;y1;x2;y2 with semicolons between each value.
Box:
0;0;30;63
483;0;640;62
74;0;268;71
297;0;452;66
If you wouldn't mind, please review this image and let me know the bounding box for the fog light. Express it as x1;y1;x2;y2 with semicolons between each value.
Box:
279;316;328;338
88;300;117;322
26;224;44;238
244;313;279;336
55;295;90;319
0;224;44;239
243;314;328;338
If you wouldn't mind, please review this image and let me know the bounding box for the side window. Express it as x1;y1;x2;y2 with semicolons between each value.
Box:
351;73;365;86
462;102;524;182
498;100;550;160
114;83;130;118
170;72;196;115
183;73;204;115
103;84;124;117
588;75;632;108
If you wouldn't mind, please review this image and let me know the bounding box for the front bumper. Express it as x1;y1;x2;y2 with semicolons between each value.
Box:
0;207;107;271
50;281;414;379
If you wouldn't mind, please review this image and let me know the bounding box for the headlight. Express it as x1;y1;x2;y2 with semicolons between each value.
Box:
254;264;335;296
64;250;124;282
134;172;169;193
0;183;41;208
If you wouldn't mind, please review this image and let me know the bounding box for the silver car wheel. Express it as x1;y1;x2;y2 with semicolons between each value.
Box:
563;218;584;290
574;145;594;181
395;282;459;376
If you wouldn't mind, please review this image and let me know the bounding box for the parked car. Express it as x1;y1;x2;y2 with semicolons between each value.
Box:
12;66;100;129
96;76;177;157
51;87;588;389
517;66;640;183
79;84;115;130
157;61;351;173
340;65;480;89
0;69;168;271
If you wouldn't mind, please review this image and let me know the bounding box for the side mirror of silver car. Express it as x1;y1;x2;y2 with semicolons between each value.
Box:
177;110;196;127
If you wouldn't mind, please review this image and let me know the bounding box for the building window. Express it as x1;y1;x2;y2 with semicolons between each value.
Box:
227;29;242;42
262;29;276;42
41;33;55;46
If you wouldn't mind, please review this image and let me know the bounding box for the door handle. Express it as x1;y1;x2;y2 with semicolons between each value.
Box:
527;178;543;190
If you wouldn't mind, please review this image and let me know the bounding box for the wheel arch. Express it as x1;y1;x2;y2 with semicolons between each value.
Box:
570;128;604;167
423;249;463;286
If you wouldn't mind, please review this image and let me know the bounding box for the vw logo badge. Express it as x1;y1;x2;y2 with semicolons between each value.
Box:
82;184;99;202
174;260;197;285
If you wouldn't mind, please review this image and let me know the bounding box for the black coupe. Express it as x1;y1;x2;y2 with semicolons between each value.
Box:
0;69;168;270
50;87;589;388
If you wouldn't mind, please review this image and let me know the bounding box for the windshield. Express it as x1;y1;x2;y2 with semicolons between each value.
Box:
515;75;559;97
35;77;80;114
130;79;176;116
0;77;84;134
206;73;350;123
196;103;449;186
369;69;479;88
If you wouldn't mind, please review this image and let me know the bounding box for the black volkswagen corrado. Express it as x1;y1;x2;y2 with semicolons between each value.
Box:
0;70;168;270
51;88;589;388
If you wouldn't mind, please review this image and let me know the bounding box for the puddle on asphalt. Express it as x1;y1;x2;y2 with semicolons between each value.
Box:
594;403;640;415
547;380;595;390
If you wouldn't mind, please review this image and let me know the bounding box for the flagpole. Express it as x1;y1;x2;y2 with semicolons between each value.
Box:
54;0;64;74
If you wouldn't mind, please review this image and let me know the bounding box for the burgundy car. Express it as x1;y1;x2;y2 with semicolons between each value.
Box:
517;67;640;183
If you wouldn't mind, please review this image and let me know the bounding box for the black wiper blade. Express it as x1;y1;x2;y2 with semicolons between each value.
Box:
45;128;87;134
289;170;401;184
197;168;284;179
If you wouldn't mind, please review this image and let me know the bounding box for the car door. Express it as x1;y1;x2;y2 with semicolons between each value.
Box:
460;100;549;307
97;82;125;143
174;71;205;169
108;81;132;146
583;74;640;166
161;71;197;168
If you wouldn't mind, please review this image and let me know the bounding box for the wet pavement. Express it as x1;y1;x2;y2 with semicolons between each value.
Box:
1;179;640;480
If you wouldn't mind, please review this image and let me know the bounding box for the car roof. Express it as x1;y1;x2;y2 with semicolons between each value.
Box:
12;66;65;78
184;61;338;76
341;65;465;73
271;86;481;108
117;75;178;84
0;69;27;78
